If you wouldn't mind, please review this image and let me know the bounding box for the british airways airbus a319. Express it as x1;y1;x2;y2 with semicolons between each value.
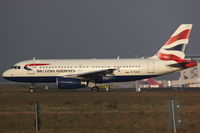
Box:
2;24;197;92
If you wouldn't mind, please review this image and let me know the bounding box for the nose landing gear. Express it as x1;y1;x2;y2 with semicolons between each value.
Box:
45;85;48;91
29;83;49;93
29;83;35;93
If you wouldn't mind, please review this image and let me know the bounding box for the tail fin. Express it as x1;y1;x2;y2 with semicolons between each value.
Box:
153;24;193;61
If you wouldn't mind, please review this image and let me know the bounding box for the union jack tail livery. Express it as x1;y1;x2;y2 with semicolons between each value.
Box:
153;24;193;61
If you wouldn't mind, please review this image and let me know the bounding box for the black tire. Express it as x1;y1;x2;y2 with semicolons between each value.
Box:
91;86;99;92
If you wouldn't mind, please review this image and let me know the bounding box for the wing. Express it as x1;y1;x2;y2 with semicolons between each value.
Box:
62;69;116;80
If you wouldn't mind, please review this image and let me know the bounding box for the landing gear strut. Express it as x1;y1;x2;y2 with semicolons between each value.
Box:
45;85;48;91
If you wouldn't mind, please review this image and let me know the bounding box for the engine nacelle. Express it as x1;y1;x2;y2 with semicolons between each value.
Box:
57;77;88;89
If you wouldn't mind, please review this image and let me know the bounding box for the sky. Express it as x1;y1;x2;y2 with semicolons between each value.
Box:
0;0;200;82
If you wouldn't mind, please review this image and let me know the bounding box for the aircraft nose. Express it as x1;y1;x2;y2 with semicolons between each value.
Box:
2;70;9;78
2;70;15;82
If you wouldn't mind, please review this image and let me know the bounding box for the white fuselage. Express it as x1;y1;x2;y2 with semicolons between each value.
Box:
2;58;180;83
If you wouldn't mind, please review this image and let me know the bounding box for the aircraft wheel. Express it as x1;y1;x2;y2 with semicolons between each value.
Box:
91;86;99;92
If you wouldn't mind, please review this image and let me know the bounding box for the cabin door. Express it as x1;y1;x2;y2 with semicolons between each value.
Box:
147;60;155;73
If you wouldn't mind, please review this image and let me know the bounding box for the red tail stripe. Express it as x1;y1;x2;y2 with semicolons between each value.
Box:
156;53;182;61
164;29;191;46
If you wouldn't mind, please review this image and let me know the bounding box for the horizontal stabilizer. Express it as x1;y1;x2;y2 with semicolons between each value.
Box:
167;60;197;68
167;62;189;68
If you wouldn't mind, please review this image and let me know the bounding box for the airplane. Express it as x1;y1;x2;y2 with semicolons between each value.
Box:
2;24;197;92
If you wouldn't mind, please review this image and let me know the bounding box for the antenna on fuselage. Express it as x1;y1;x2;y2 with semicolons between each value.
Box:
134;49;139;59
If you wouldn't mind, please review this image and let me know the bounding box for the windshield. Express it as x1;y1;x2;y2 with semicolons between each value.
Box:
10;66;21;69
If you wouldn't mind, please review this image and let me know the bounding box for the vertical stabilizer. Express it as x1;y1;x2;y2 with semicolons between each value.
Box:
153;24;193;61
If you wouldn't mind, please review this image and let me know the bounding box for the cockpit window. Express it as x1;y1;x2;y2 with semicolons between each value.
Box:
10;66;17;69
10;66;21;69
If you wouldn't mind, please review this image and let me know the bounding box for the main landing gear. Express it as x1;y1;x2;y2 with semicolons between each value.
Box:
88;82;100;92
91;86;100;92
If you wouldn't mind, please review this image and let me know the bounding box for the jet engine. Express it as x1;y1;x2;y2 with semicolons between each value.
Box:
57;77;88;89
